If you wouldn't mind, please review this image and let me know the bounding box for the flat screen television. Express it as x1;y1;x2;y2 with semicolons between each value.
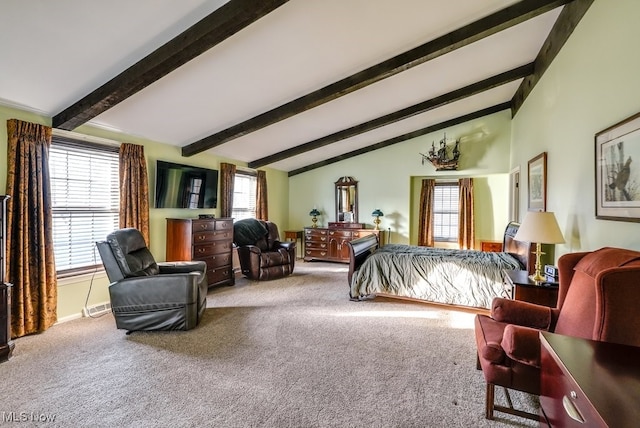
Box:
154;160;218;208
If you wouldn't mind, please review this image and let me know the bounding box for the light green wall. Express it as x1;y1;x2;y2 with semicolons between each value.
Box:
290;110;513;245
510;0;640;256
0;104;289;320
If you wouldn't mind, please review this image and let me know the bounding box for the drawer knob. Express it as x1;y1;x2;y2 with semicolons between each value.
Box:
562;395;585;424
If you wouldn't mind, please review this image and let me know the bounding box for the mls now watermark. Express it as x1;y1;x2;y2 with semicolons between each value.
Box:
2;412;57;423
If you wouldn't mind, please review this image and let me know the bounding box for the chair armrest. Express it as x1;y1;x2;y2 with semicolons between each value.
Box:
237;245;262;256
594;266;640;344
109;273;201;307
274;240;295;251
501;324;543;367
158;261;206;274
491;297;552;330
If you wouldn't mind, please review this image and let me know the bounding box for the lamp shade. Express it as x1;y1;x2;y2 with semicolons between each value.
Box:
371;209;384;217
309;208;320;216
514;211;565;244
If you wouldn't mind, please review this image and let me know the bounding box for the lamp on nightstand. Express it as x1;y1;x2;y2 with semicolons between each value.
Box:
371;209;384;230
309;208;320;228
514;211;565;283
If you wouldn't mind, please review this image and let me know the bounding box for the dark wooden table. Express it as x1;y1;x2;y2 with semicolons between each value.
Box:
284;230;303;259
540;332;640;427
503;269;558;308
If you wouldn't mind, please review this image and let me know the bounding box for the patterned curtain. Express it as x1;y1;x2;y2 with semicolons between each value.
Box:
5;119;57;337
256;170;268;220
418;178;435;247
119;143;150;244
220;162;236;218
458;178;475;250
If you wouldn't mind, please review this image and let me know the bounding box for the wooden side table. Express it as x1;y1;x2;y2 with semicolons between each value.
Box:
284;230;303;259
502;269;558;308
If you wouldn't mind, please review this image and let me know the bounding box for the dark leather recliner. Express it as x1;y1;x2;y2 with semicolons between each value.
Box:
233;219;295;281
474;247;640;420
96;228;208;332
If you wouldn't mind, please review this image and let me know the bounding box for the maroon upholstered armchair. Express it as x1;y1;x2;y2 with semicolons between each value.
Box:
233;218;295;281
475;247;640;421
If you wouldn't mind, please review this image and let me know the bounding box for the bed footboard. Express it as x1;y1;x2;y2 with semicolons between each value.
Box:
347;233;379;286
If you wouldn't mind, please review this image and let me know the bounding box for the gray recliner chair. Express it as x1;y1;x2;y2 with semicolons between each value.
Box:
96;228;208;333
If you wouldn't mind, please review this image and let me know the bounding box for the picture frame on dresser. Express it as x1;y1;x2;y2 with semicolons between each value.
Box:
595;111;640;222
527;152;547;212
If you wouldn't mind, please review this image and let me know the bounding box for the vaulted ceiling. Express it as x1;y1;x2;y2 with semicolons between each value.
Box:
0;0;592;176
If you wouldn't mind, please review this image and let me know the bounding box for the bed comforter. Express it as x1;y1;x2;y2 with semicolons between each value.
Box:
349;244;522;309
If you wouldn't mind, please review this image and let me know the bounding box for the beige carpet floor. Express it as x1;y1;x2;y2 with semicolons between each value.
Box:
0;262;537;427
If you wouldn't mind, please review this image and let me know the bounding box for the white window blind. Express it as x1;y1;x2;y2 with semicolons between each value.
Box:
50;139;119;274
232;172;257;220
433;182;459;242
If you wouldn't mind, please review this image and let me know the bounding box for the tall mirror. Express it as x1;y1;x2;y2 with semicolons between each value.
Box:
335;176;358;223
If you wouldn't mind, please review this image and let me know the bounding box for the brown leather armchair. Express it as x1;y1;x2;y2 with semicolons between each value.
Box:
233;218;295;281
475;247;640;420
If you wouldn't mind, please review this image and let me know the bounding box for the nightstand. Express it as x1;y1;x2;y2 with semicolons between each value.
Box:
284;230;303;259
502;269;558;308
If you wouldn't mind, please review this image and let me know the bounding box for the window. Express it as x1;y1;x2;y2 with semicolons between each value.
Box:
50;137;119;275
231;171;257;220
433;181;459;242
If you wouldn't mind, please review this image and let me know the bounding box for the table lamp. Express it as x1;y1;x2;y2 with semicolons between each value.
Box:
371;209;384;230
514;211;565;283
309;208;320;228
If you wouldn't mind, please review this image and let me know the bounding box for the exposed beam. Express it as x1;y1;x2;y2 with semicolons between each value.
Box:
52;0;289;130
250;64;532;169
288;103;511;177
511;0;594;115
182;0;572;156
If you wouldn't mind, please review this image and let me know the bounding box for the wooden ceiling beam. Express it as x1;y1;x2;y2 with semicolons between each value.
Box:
182;0;572;156
249;64;532;169
288;103;511;177
52;0;289;130
511;0;594;115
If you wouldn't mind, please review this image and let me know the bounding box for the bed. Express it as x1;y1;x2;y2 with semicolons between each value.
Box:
347;222;534;309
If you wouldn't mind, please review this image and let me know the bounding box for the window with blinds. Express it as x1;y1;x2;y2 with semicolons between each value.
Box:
433;182;459;242
50;138;119;275
231;172;257;220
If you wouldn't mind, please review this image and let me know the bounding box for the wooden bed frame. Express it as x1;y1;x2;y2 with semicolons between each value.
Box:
347;221;534;287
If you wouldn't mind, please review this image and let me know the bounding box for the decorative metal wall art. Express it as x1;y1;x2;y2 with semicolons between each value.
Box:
420;133;460;171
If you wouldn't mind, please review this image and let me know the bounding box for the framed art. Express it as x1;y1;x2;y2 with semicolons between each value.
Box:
595;111;640;222
527;152;547;211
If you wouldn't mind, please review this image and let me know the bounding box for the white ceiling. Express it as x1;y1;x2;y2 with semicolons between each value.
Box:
0;0;564;174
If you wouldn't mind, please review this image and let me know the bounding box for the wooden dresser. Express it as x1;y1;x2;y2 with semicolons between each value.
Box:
304;222;379;263
0;195;14;363
540;332;640;427
165;218;235;287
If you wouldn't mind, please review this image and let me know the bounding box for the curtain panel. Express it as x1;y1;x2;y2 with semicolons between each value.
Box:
5;119;57;337
119;143;150;245
219;162;236;218
418;178;435;247
256;170;268;220
458;178;474;250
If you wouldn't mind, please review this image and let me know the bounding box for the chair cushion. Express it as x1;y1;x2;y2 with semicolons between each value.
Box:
573;247;640;278
107;228;159;277
555;247;640;339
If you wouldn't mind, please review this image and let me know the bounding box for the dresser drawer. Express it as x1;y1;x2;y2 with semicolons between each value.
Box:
191;219;216;232
193;229;233;243
214;219;233;231
212;229;233;241
193;240;231;257
305;229;327;238
328;230;352;239
305;249;328;258
200;253;232;269
305;241;327;250
207;266;233;285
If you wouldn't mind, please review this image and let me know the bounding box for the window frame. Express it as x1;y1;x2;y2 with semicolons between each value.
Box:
432;181;460;243
231;170;257;220
50;135;120;277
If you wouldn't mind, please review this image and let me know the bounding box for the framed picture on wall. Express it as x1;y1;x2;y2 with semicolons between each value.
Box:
595;111;640;222
527;152;547;212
